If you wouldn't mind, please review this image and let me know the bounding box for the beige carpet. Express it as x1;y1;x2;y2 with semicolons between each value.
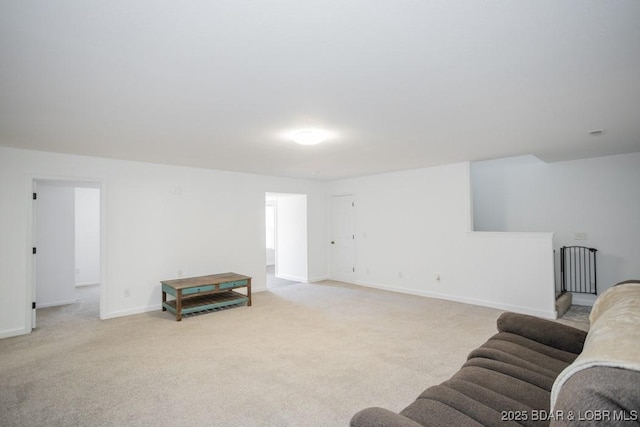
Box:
559;305;591;325
1;281;535;426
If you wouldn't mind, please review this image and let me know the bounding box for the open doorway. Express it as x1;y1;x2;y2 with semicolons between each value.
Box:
265;192;308;289
32;180;102;329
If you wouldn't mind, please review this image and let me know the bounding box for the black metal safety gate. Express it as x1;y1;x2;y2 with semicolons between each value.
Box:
560;246;597;295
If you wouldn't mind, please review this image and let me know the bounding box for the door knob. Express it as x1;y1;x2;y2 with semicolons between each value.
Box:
331;241;335;244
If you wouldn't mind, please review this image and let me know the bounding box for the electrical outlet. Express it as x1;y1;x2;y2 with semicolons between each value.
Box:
574;232;588;240
398;272;403;279
435;274;441;282
177;269;183;278
124;288;130;298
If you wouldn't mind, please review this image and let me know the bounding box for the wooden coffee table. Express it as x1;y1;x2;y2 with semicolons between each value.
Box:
161;272;252;321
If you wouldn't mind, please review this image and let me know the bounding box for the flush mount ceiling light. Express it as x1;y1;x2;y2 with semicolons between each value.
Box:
286;129;332;145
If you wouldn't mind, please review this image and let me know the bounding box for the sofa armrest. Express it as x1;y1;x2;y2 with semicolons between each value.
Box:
350;407;424;427
497;312;587;355
552;367;640;425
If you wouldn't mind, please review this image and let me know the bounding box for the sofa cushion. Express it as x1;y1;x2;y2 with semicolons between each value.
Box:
450;366;550;410
489;332;580;364
402;385;512;427
350;407;426;427
497;312;587;354
463;357;556;391
467;339;569;378
399;398;485;427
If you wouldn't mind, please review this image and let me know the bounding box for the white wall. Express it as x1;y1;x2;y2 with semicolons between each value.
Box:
75;187;100;286
2;145;577;339
274;195;308;282
0;147;327;338
35;183;76;308
328;163;556;318
472;153;640;300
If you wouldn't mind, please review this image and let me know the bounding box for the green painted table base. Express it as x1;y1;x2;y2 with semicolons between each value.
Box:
162;290;248;317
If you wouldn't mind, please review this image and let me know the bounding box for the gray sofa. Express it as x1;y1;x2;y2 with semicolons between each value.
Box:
351;281;640;426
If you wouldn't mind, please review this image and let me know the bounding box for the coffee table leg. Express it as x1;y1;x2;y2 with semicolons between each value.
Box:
162;289;167;311
176;290;182;321
247;278;252;307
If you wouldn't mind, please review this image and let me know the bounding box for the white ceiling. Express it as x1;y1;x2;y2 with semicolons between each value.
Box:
1;1;639;180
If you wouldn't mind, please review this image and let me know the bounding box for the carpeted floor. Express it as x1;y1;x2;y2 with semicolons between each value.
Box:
559;305;591;324
266;265;300;289
0;281;576;426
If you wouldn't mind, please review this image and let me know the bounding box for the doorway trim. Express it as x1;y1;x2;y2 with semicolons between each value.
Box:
28;176;107;331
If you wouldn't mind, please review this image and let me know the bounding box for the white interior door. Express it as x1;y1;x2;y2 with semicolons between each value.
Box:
330;195;356;283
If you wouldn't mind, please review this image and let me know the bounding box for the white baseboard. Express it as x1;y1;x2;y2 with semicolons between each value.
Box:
356;280;557;319
37;299;78;308
308;275;329;283
103;304;162;319
76;282;99;287
275;273;306;283
0;326;31;339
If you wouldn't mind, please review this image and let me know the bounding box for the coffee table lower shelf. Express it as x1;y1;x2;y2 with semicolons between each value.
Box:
162;290;249;318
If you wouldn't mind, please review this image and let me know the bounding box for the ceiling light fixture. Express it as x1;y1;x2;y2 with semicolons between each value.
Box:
287;129;331;146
